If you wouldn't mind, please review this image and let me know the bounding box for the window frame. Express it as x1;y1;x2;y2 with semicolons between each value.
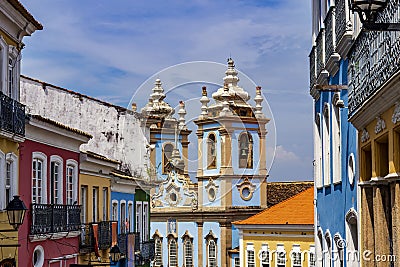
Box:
162;143;174;174
168;237;178;267
80;185;88;224
290;244;302;267
32;152;47;204
207;132;217;169
153;232;163;267
239;131;253;169
112;200;118;221
92;187;99;222
50;155;63;204
260;244;270;267
246;243;255;267
276;244;286;267
66;159;78;205
102;187;108;221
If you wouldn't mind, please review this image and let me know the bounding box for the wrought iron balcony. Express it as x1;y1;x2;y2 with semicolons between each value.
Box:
31;204;81;235
316;29;325;78
348;0;400;117
325;7;335;61
335;0;354;56
0;91;25;137
79;221;117;252
309;46;317;90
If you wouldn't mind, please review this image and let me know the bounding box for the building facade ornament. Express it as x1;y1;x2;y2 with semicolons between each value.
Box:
205;178;219;202
375;116;386;134
361;128;370;143
236;177;256;201
392;101;400;124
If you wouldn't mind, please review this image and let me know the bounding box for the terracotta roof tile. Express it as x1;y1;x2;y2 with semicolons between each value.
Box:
267;181;313;207
234;187;314;225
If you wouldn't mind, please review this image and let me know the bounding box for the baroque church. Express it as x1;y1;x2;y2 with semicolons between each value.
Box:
141;59;270;267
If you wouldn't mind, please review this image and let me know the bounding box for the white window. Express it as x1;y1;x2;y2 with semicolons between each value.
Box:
317;229;324;267
184;238;193;267
260;244;270;267
291;245;301;267
0;152;17;209
247;243;255;267
102;188;108;221
325;232;332;267
309;245;316;267
154;235;163;267
208;239;217;267
112;200;118;221
66;159;78;205
92;187;99;222
143;202;149;240
234;258;240;267
322;103;331;186
169;238;178;267
128;201;134;232
276;244;286;267
314;112;323;188
136;201;143;242
32;152;47;204
81;186;88;223
120;201;126;233
332;101;341;184
50;155;63;204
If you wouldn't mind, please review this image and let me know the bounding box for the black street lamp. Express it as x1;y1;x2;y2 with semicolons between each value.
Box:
110;245;121;263
6;195;27;230
349;0;400;30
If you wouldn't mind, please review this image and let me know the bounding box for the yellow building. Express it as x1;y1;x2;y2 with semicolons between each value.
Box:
234;188;315;267
0;0;41;265
78;151;119;264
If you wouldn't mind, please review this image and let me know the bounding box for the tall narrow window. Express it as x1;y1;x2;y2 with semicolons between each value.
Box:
207;133;217;169
239;132;253;168
309;245;316;267
50;160;63;204
376;134;389;178
143;202;149;240
136;201;143;243
322;103;330;186
291;245;302;267
128;202;133;232
314;113;323;188
81;186;88;223
92;187;99;222
276;244;286;267
66;165;74;204
102;188;108;221
246;243;255;267
154;235;163;267
169;238;178;267
325;234;332;267
163;144;174;174
5;161;11;205
234;258;240;267
184;238;193;267
332;102;341;184
208;240;217;267
120;202;126;233
8;58;14;97
32;158;43;204
260;244;270;267
112;201;118;221
361;144;372;181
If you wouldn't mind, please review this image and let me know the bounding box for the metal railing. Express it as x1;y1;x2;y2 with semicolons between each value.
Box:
0;91;25;137
31;204;81;234
80;221;118;252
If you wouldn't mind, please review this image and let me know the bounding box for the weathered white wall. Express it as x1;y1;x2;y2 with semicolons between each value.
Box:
20;76;149;178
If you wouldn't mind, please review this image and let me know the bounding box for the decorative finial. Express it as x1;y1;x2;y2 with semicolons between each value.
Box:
220;84;232;117
254;86;264;118
200;86;210;119
178;101;187;129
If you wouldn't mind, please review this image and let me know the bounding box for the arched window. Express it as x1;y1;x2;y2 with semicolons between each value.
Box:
153;231;163;267
207;133;217;169
246;243;255;267
208;240;217;267
239;132;253;169
66;159;78;205
32;152;47;204
168;238;178;267
50;155;63;204
163;143;174;174
184;238;193;267
260;244;270;267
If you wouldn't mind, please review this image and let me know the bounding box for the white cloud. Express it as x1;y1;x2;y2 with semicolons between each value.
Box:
274;145;300;162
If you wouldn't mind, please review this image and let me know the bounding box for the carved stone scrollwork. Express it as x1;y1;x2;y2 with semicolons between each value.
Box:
375;116;386;134
361;128;370;143
205;178;219;202
236;177;256;201
392;101;400;124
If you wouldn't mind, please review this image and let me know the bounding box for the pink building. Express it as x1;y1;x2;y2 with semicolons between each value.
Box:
18;115;91;267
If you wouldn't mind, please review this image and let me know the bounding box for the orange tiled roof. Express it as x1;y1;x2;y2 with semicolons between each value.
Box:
234;187;314;225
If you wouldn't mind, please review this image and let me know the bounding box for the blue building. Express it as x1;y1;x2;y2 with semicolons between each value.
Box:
143;59;269;267
310;1;359;266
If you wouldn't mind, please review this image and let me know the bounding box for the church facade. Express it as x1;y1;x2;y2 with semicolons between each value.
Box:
143;59;270;267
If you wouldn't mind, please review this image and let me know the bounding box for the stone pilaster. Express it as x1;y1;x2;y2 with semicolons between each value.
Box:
198;222;204;267
361;186;375;267
391;182;400;261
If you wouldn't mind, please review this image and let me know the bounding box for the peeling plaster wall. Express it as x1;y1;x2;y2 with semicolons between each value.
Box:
20;76;149;177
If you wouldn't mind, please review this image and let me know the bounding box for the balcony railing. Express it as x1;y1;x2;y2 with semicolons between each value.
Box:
0;91;25;137
80;221;118;252
309;46;316;89
325;7;335;61
316;29;325;77
348;0;400;116
31;204;81;234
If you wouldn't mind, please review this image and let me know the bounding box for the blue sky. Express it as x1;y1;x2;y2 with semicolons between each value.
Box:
20;0;312;182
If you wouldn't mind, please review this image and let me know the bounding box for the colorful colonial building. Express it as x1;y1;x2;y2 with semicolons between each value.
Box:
146;59;269;267
233;187;315;267
0;1;41;265
18;115;91;266
310;1;359;266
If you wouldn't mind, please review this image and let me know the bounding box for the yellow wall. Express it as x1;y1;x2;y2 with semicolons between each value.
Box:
79;173;111;223
359;105;400;181
0;138;19;262
241;229;314;267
